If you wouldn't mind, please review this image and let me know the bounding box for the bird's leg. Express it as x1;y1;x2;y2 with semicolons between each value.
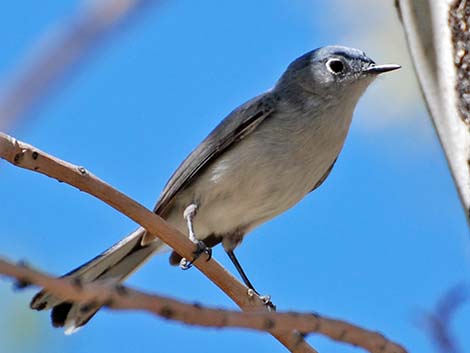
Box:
179;204;212;270
184;204;198;243
226;250;276;311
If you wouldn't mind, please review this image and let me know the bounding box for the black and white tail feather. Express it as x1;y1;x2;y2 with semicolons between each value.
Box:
30;228;165;334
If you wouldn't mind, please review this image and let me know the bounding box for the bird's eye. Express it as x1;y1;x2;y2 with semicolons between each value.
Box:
326;59;345;74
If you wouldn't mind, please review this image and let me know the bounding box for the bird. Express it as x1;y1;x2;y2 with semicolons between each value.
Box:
30;45;400;333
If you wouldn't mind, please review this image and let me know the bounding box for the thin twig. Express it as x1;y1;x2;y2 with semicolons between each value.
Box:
0;132;317;353
0;257;407;353
417;284;469;353
0;0;155;129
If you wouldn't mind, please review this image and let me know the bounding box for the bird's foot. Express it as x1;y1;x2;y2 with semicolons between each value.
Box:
247;288;276;311
179;241;212;270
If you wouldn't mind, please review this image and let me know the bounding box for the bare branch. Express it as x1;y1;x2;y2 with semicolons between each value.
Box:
0;131;317;353
0;131;409;352
0;257;407;353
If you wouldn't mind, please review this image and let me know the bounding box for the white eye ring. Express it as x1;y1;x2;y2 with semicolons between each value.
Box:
326;58;345;74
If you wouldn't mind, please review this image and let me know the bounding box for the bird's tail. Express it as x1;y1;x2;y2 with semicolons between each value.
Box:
30;228;165;334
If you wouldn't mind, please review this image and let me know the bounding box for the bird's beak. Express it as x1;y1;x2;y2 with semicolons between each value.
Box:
363;64;401;74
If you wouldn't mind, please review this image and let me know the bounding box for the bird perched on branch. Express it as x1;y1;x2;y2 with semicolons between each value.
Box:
30;45;400;333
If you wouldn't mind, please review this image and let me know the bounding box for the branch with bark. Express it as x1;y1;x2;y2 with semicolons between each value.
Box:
0;132;407;353
0;257;406;353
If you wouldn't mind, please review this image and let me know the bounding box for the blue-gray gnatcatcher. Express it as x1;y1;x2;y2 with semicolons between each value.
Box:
30;45;400;333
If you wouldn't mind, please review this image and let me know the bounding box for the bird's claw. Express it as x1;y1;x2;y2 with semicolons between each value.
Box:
247;289;276;311
262;296;276;311
179;257;192;270
179;241;212;270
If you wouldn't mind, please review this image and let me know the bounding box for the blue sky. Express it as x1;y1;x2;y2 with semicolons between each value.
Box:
0;1;469;353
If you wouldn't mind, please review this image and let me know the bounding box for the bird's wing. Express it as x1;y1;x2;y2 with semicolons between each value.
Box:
153;92;278;216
